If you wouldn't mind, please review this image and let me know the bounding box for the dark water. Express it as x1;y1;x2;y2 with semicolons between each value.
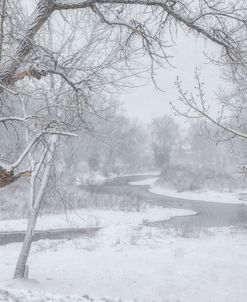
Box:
85;174;247;229
2;174;246;245
0;228;100;246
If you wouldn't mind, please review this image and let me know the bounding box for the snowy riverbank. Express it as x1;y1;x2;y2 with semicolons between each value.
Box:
1;177;247;302
130;177;247;205
0;206;195;232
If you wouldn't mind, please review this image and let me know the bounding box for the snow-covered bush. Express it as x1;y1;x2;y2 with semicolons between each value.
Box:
174;216;201;238
160;163;237;192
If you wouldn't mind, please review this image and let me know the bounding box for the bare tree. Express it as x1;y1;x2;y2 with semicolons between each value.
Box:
0;0;246;92
0;7;130;278
14;135;58;279
0;0;246;176
151;115;179;168
1;0;247;280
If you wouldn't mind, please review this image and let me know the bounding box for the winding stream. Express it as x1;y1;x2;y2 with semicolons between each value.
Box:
1;174;246;245
86;174;247;228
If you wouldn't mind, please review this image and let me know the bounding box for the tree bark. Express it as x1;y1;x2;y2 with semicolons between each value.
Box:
13;208;39;279
0;0;240;93
0;0;6;63
13;135;57;279
0;0;55;91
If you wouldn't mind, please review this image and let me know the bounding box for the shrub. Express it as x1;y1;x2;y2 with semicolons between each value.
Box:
159;163;236;192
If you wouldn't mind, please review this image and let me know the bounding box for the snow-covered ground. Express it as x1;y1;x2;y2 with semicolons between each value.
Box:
1;225;247;302
130;177;247;205
0;288;130;302
0;206;195;232
1;177;247;302
75;171;159;186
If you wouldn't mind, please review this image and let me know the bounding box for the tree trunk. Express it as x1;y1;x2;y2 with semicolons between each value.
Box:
0;0;6;63
13;135;57;279
13;208;39;279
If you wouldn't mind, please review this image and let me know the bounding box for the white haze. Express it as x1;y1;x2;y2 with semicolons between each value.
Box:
121;32;224;123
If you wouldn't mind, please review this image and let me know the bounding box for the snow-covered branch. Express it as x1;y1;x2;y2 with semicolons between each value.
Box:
54;0;241;60
0;130;76;174
0;116;35;123
0;0;245;93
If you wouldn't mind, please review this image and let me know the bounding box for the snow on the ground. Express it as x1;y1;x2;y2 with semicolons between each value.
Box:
117;171;160;177
2;175;247;302
1;226;247;302
130;177;247;205
76;172;107;186
129;177;159;187
0;288;132;302
75;171;159;186
0;206;196;232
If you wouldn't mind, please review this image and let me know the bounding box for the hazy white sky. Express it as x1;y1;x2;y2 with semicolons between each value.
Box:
120;32;223;124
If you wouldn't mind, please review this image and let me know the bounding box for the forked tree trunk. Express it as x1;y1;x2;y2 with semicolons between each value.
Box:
13;135;57;279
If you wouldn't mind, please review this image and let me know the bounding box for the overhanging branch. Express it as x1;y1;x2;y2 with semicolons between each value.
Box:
0;0;243;93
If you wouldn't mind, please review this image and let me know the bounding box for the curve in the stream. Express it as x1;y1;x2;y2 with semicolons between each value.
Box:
2;174;246;245
84;174;247;228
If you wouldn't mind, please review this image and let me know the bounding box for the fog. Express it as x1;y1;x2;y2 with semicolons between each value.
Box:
121;31;223;123
1;1;247;302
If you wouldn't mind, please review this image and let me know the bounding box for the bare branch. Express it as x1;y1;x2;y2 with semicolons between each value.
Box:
0;0;244;94
175;72;247;141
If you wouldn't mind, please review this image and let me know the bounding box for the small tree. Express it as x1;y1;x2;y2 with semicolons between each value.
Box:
88;152;101;172
151;115;179;168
